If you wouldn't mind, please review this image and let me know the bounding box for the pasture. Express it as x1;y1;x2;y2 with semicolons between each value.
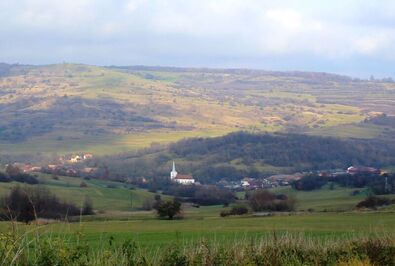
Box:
1;211;395;250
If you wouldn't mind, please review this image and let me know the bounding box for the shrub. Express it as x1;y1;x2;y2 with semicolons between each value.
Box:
247;189;295;212
220;204;249;217
0;172;11;182
12;173;39;184
356;196;393;209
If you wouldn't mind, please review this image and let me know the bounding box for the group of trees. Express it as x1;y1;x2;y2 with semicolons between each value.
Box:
293;173;395;194
0;165;39;184
163;184;236;206
220;189;296;217
356;196;395;209
0;186;93;223
246;190;296;212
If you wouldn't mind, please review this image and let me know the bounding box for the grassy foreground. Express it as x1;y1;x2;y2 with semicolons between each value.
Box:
1;186;395;265
1;225;394;265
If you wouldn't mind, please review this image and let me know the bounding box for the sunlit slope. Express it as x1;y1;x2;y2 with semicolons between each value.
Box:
0;64;394;154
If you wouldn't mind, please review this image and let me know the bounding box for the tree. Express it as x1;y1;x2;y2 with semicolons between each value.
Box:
5;164;21;177
154;199;181;220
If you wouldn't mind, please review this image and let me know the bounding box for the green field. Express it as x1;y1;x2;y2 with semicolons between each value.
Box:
1;176;395;265
1;211;395;250
1;176;395;248
1;174;393;214
0;174;168;212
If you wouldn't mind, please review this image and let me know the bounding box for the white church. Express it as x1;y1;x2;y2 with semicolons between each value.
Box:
170;161;195;185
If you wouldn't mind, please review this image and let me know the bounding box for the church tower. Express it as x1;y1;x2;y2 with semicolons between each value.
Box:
170;161;177;180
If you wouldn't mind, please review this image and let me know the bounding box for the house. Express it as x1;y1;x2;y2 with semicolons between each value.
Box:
22;164;42;173
347;166;381;175
70;155;82;163
241;177;253;188
170;161;195;185
83;153;93;160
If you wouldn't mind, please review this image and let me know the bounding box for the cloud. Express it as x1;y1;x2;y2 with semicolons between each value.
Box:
0;0;395;77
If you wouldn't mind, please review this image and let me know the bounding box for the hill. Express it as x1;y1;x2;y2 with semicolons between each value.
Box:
0;173;166;213
0;63;394;155
98;131;395;183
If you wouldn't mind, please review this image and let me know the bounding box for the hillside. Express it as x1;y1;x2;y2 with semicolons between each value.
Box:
97;132;395;183
0;173;166;213
0;63;394;155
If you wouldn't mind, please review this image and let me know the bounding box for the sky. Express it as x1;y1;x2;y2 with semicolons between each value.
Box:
1;0;395;78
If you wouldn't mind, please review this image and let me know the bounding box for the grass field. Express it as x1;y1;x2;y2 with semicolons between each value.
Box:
1;177;395;264
1;175;395;251
0;128;233;155
1;211;395;250
0;174;391;213
0;174;168;212
270;185;372;211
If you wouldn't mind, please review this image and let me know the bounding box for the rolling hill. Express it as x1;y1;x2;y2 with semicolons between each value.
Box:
98;131;395;183
0;63;394;155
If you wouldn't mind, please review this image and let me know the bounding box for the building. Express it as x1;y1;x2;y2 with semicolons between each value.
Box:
347;166;381;175
70;155;82;163
83;153;93;160
170;161;195;185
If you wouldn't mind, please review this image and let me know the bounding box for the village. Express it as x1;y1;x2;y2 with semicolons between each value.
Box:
6;154;383;192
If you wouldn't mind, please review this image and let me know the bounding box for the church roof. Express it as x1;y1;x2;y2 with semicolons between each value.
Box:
175;174;194;180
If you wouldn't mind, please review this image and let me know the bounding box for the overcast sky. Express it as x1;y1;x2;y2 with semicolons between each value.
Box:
1;0;395;78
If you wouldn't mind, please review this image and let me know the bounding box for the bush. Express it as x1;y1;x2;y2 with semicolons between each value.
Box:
247;189;295;212
356;196;393;209
220;204;249;217
0;172;11;182
12;173;39;184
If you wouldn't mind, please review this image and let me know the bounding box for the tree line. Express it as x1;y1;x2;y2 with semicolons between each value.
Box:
293;173;395;194
0;186;93;223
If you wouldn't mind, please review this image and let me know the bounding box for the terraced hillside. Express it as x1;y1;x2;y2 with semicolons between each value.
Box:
0;63;394;155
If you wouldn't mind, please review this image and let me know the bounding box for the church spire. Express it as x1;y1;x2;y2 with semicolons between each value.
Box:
170;161;177;180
